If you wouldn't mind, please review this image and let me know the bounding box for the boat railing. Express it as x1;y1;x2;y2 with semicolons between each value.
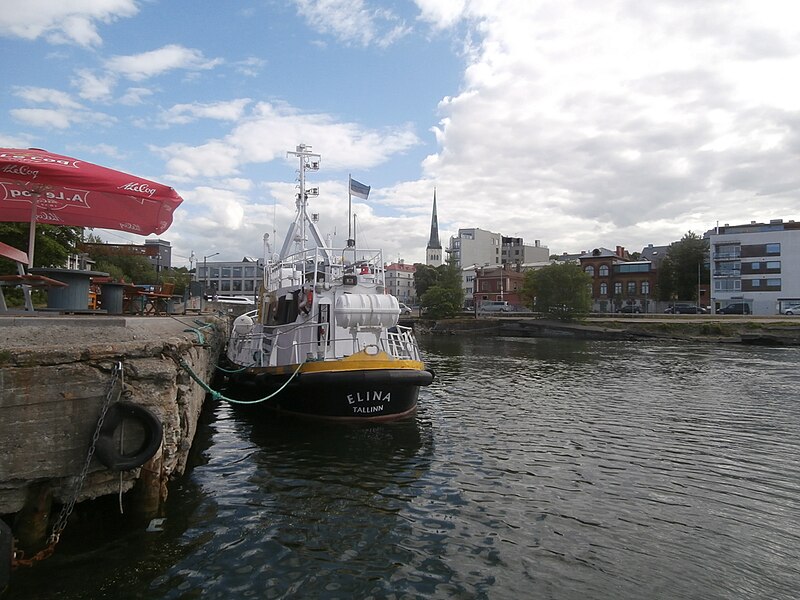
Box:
267;246;386;291
239;321;422;366
386;325;422;361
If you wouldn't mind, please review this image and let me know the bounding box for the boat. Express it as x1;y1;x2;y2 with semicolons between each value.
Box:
224;144;434;421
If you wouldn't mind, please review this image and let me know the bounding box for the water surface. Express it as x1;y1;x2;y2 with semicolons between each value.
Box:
7;336;800;599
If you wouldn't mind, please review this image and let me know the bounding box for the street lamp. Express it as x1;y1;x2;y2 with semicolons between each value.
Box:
203;252;219;293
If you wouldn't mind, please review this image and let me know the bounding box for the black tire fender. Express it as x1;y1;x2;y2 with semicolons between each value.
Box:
95;401;163;471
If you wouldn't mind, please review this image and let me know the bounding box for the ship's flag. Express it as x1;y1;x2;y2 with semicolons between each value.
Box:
349;177;371;200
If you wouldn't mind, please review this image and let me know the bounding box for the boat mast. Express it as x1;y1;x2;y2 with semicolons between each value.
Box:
280;144;319;259
279;144;332;263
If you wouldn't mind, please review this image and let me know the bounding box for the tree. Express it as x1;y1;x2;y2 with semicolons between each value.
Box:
419;260;464;318
413;263;439;299
0;223;83;273
521;263;591;321
90;253;158;284
661;232;709;301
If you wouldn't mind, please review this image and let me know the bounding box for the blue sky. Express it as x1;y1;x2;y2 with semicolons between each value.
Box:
2;1;800;268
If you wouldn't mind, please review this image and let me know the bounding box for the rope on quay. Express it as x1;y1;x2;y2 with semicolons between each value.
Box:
177;358;305;405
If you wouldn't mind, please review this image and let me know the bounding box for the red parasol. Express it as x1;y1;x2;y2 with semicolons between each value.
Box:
0;148;184;266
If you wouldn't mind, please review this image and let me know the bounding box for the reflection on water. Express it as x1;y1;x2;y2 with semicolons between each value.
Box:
6;336;800;599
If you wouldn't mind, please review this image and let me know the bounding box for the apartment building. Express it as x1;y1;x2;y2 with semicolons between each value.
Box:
580;247;658;313
708;219;800;314
448;228;503;268
385;261;416;304
501;237;550;265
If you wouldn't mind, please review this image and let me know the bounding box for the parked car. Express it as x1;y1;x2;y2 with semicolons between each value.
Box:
665;303;706;314
398;302;412;315
719;302;751;315
783;305;800;315
479;300;511;313
617;304;641;313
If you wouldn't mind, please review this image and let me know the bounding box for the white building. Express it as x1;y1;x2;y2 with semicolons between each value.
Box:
448;228;503;268
196;257;264;299
385;261;416;304
708;219;800;314
461;265;478;309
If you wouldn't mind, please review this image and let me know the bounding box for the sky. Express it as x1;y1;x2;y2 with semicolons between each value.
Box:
2;0;800;268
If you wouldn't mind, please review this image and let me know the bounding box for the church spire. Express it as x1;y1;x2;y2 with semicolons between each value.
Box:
426;188;442;267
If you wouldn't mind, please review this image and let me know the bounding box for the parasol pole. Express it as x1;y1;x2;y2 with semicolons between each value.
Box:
27;195;38;268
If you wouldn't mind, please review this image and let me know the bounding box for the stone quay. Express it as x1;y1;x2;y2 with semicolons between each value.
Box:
0;313;227;561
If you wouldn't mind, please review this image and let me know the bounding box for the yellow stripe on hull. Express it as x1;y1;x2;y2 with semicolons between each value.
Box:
249;349;425;376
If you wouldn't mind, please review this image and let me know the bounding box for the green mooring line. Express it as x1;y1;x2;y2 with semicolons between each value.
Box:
179;359;304;404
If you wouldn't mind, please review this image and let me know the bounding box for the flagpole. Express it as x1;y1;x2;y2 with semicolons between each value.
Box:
347;174;354;248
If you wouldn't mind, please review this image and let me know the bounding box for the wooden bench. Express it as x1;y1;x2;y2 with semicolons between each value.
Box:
0;241;67;312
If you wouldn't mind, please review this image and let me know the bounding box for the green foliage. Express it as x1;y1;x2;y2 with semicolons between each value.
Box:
92;254;157;284
521;263;591;321
420;285;462;319
163;267;193;296
413;263;439;298
0;222;83;273
418;260;464;318
659;231;709;301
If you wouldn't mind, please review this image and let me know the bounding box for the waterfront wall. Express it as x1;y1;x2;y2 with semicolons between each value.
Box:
421;316;800;344
0;316;226;518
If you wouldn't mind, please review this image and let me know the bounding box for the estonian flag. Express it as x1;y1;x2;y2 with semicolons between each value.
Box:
349;177;371;200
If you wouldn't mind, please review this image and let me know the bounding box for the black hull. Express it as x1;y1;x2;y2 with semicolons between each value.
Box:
226;368;434;422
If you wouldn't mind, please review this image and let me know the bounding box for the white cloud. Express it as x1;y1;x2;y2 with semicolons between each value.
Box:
0;133;36;148
156;101;419;182
154;141;243;181
118;87;153;106
415;0;800;254
105;44;223;81
293;0;411;48
72;68;117;102
14;86;83;109
10;108;74;129
157;99;253;127
9;86;116;131
0;0;138;47
234;57;267;77
414;0;466;29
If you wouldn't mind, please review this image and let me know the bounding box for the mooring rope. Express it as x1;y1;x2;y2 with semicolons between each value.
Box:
178;358;306;405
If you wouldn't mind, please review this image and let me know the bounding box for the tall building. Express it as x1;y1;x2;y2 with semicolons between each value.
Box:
426;189;443;267
448;228;503;268
708;219;800;314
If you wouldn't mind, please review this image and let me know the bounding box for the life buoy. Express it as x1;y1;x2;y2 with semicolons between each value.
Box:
95;402;163;471
298;289;313;314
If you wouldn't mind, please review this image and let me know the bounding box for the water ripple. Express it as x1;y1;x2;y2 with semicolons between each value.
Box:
7;337;800;600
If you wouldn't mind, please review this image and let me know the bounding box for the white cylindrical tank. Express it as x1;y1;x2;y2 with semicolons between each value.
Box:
232;313;254;335
335;294;400;328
